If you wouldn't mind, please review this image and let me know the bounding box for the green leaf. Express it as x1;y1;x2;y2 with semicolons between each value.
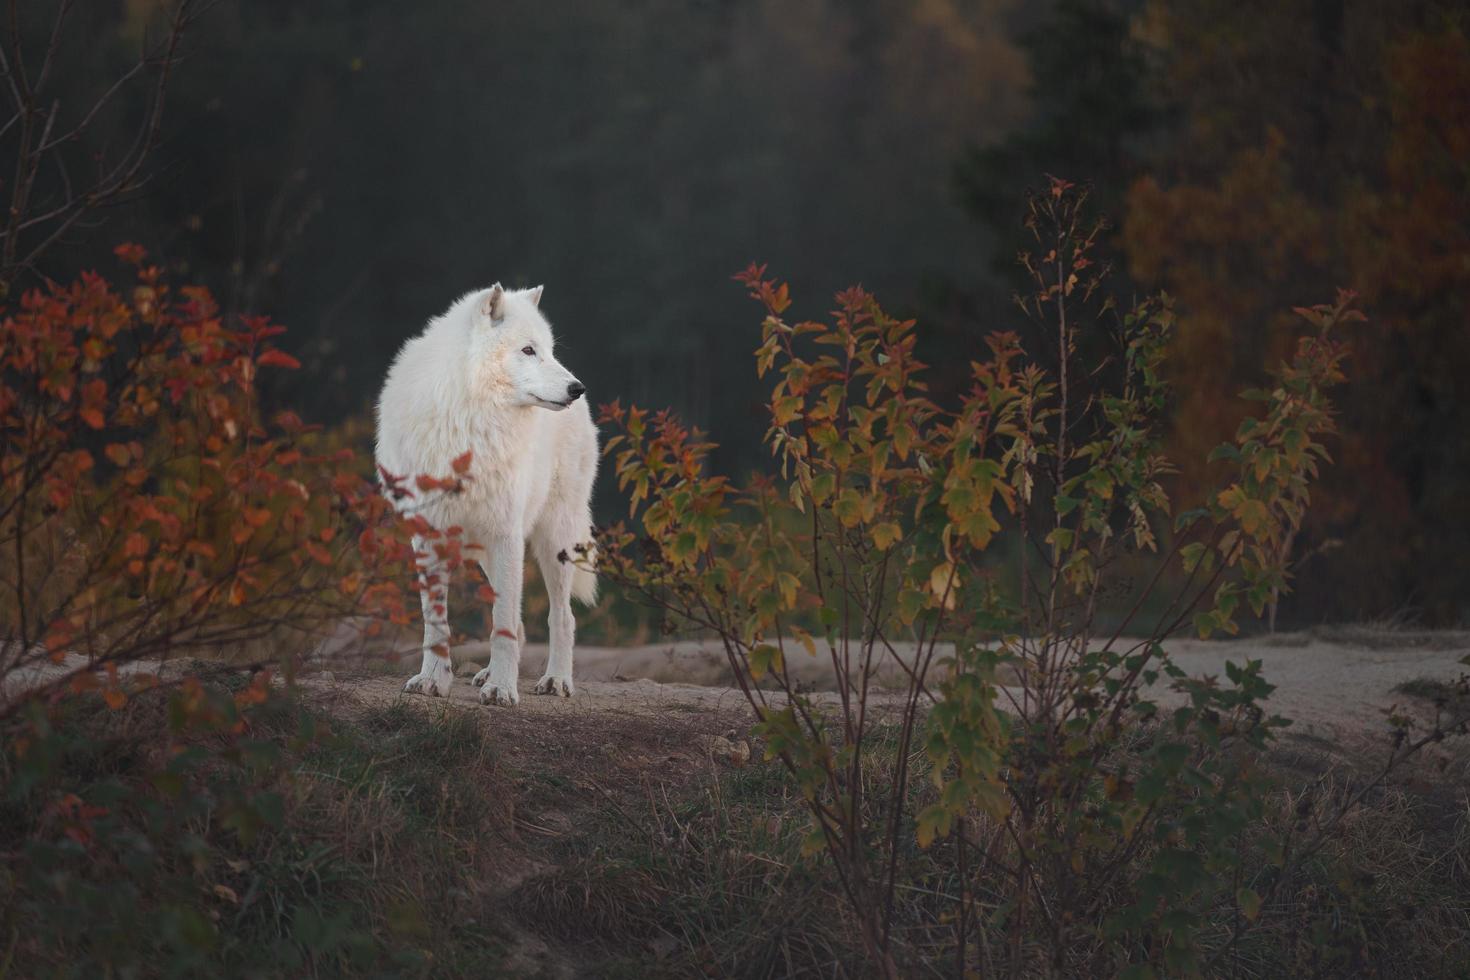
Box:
748;643;783;681
915;804;952;848
897;587;927;625
810;472;836;504
1237;887;1262;921
668;530;698;563
1208;443;1242;463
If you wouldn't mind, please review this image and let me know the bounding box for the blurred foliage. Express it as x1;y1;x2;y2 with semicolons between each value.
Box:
951;0;1470;625
24;0;1034;487
1123;1;1470;624
11;0;1469;624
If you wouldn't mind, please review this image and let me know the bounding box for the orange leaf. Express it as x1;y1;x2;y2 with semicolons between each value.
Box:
451;451;474;475
257;349;300;370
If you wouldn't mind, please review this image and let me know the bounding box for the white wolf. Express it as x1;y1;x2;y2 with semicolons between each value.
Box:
374;283;597;706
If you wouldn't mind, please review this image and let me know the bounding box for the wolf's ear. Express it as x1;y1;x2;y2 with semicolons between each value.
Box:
479;283;506;323
527;285;544;308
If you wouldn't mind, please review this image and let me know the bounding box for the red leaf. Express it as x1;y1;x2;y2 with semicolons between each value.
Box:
451;450;473;475
113;243;148;265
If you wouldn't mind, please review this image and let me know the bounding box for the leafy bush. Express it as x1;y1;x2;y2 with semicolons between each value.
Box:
0;250;491;974
0;246;487;715
594;179;1470;976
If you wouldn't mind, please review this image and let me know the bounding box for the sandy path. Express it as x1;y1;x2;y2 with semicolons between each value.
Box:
13;631;1467;752
317;632;1470;750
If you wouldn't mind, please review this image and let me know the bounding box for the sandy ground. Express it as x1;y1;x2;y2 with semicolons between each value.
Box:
13;629;1468;756
300;630;1470;753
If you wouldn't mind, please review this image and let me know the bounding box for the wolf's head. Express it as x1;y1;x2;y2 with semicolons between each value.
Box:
469;283;586;410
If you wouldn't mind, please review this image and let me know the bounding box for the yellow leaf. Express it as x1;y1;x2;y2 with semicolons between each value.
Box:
927;562;961;610
871;522;902;551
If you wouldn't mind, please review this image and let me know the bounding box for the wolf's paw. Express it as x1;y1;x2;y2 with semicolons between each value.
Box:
533;674;574;698
471;665;492;688
403;671;451;697
479;681;519;707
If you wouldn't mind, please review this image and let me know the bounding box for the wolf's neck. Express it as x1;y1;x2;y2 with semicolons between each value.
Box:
461;397;538;462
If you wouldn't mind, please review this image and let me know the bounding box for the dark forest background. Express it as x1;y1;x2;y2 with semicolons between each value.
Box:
14;0;1470;626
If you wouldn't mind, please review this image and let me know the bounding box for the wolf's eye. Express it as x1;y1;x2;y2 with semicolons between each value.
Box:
521;346;535;356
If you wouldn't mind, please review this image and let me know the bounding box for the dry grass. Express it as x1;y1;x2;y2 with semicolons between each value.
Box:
1222;777;1470;978
514;754;871;978
1310;623;1470;652
0;680;530;977
509;724;1470;978
6;668;1469;978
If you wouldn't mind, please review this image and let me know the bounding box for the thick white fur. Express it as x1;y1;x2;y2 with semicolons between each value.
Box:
375;283;598;706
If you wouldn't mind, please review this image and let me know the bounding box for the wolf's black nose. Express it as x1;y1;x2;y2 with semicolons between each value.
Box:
567;381;586;401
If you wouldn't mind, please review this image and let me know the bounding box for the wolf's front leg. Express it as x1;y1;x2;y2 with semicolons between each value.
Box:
403;534;455;697
475;537;523;706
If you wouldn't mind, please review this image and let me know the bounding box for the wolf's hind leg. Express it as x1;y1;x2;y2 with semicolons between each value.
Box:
530;523;579;698
403;533;455;697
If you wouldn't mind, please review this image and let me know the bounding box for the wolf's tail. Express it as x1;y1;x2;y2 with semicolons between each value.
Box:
571;541;598;606
572;565;598;606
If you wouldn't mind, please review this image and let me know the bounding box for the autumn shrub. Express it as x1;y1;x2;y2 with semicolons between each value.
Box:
0;248;496;972
0;245;491;714
594;180;1470;976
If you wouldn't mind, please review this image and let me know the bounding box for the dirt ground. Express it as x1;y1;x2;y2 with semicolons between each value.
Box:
314;629;1470;751
16;628;1468;752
